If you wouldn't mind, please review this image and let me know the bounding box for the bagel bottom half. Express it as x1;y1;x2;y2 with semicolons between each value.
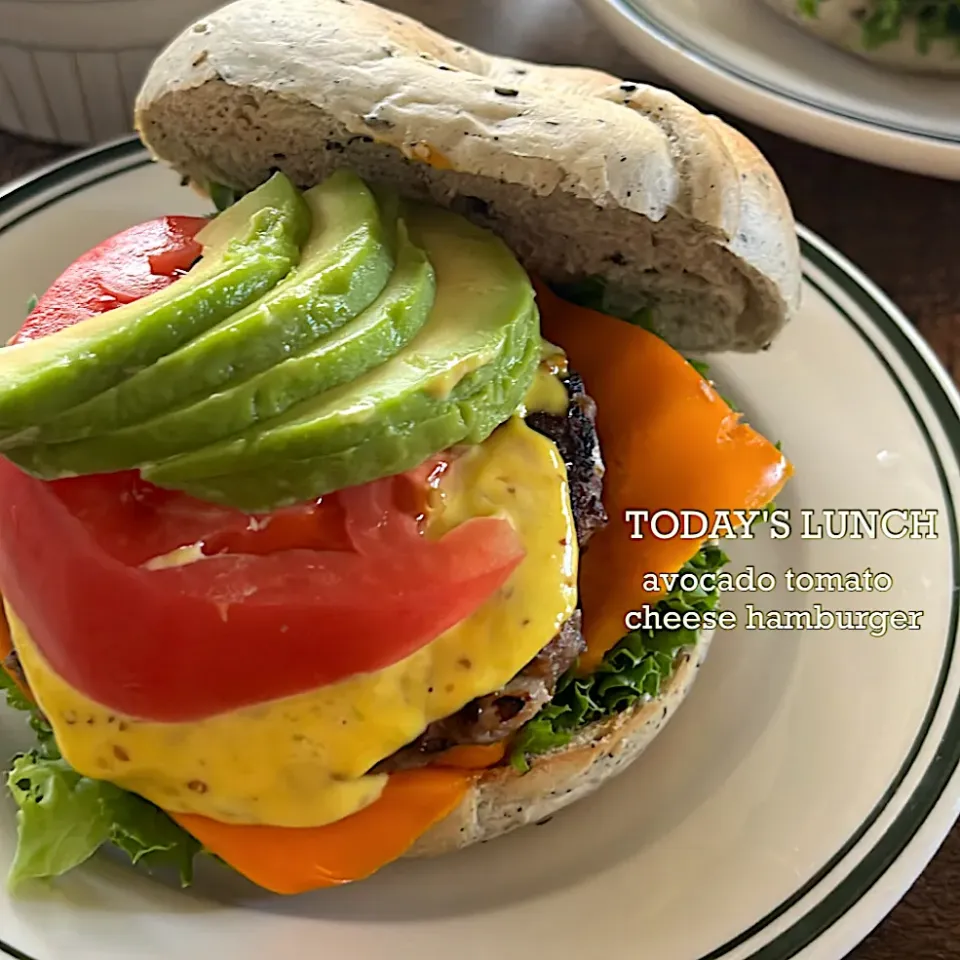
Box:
405;628;715;858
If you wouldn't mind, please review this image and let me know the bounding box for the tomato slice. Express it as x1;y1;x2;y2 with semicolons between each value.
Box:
0;461;523;722
0;223;524;723
11;216;206;344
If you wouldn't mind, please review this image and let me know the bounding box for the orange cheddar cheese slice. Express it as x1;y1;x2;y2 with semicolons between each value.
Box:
431;741;507;769
535;280;792;671
172;768;473;894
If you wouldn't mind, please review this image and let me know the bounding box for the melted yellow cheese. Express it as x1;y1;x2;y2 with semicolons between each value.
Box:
519;341;569;416
522;366;569;416
9;416;577;829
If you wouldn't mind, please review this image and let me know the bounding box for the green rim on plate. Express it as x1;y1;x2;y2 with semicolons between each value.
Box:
0;137;958;960
611;0;960;145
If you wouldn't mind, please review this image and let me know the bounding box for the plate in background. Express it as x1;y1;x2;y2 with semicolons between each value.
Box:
0;140;958;959
581;0;960;180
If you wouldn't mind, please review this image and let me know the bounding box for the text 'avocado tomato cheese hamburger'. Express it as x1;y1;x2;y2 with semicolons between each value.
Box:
0;166;791;894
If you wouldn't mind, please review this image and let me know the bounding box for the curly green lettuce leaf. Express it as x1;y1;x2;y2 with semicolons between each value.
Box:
104;788;202;883
0;665;57;760
510;542;730;772
551;277;655;331
6;751;201;889
1;664;200;888
7;754;111;886
798;0;960;51
0;666;34;718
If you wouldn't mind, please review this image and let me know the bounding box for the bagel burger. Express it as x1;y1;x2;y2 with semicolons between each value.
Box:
0;0;796;895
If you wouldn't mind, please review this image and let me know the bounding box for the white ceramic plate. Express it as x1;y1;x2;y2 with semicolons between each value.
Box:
580;0;960;180
0;139;959;960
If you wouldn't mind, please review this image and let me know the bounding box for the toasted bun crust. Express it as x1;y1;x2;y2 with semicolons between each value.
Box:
762;0;960;74
134;0;801;353
405;630;713;858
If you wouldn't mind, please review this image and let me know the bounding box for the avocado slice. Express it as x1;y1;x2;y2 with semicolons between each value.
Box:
8;220;436;476
174;409;467;511
26;170;394;449
0;172;309;438
142;203;538;491
165;334;541;511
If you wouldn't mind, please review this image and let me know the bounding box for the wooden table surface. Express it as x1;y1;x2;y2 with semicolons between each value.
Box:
0;0;958;956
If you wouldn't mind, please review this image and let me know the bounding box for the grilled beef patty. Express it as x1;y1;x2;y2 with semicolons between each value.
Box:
525;370;607;546
374;369;606;773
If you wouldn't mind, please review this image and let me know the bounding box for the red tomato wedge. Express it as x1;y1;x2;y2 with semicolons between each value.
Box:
0;217;525;723
11;216;206;344
0;461;524;722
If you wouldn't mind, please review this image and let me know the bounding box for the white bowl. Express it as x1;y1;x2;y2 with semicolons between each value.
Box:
0;0;221;144
759;0;960;75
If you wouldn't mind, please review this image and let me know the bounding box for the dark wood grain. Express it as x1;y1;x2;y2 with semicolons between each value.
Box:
740;124;960;387
0;3;958;949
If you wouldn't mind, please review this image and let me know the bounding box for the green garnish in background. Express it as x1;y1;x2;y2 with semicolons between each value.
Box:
799;0;960;52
